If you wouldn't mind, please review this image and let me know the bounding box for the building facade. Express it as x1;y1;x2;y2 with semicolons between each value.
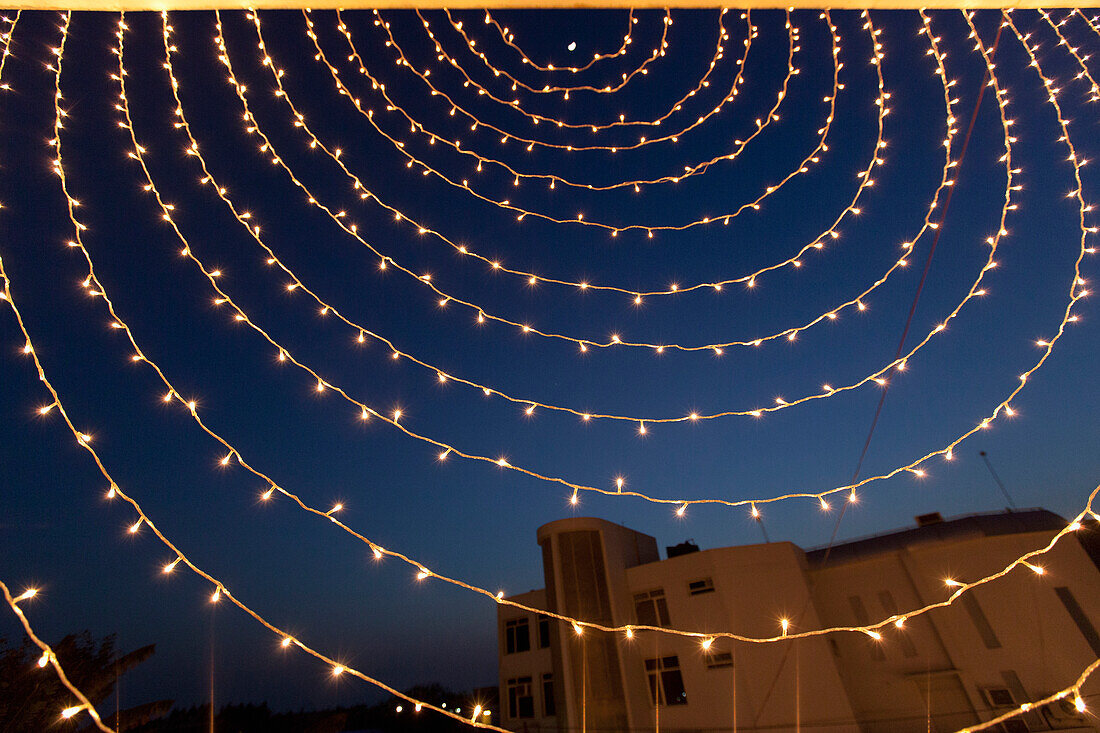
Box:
497;511;1100;732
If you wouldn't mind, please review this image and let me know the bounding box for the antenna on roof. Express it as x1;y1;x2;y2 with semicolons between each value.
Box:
979;451;1018;510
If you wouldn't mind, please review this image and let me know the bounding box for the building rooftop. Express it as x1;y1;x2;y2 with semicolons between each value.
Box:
804;507;1067;566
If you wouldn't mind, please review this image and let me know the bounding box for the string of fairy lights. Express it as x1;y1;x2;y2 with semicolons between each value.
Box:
1040;10;1100;103
0;580;114;732
474;8;636;76
219;12;903;354
268;10;895;304
334;12;749;171
314;13;821;209
160;11;966;428
424;9;670;99
404;8;671;110
1078;9;1100;42
373;10;697;136
1;8;1095;731
39;5;1095;523
19;9;1009;649
70;0;1100;582
0;12;15;85
130;6;1079;517
440;9;668;96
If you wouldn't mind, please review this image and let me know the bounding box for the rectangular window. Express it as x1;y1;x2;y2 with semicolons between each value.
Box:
704;651;734;669
688;578;715;595
1055;586;1100;656
542;672;555;717
507;676;534;719
634;589;671;627
878;590;917;657
961;592;1002;649
538;614;551;649
505;617;530;654
644;656;687;706
982;687;1016;708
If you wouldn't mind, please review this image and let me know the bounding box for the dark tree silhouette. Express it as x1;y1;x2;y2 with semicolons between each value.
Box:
0;631;171;731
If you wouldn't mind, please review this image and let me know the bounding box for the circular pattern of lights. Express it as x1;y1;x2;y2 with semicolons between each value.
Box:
0;9;1096;732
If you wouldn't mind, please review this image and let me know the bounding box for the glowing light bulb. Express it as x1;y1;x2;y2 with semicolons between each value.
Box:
573;623;584;636
332;665;344;676
701;637;713;649
211;587;221;603
625;627;634;639
61;706;82;719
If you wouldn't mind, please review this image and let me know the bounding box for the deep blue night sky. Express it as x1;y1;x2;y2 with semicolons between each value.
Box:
0;7;1096;714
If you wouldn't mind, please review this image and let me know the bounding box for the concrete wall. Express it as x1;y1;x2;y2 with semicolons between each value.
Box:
497;514;1100;732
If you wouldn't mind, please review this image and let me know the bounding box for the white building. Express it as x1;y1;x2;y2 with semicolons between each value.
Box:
497;510;1100;732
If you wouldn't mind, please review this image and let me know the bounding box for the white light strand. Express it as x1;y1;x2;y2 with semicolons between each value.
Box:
226;12;943;363
1;578;112;732
0;9;1091;697
164;14;974;427
376;8;704;136
248;8;913;326
431;9;671;99
1039;11;1100;104
160;9;1085;515
460;8;643;80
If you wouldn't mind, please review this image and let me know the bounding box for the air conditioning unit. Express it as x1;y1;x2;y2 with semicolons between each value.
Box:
1043;697;1087;729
